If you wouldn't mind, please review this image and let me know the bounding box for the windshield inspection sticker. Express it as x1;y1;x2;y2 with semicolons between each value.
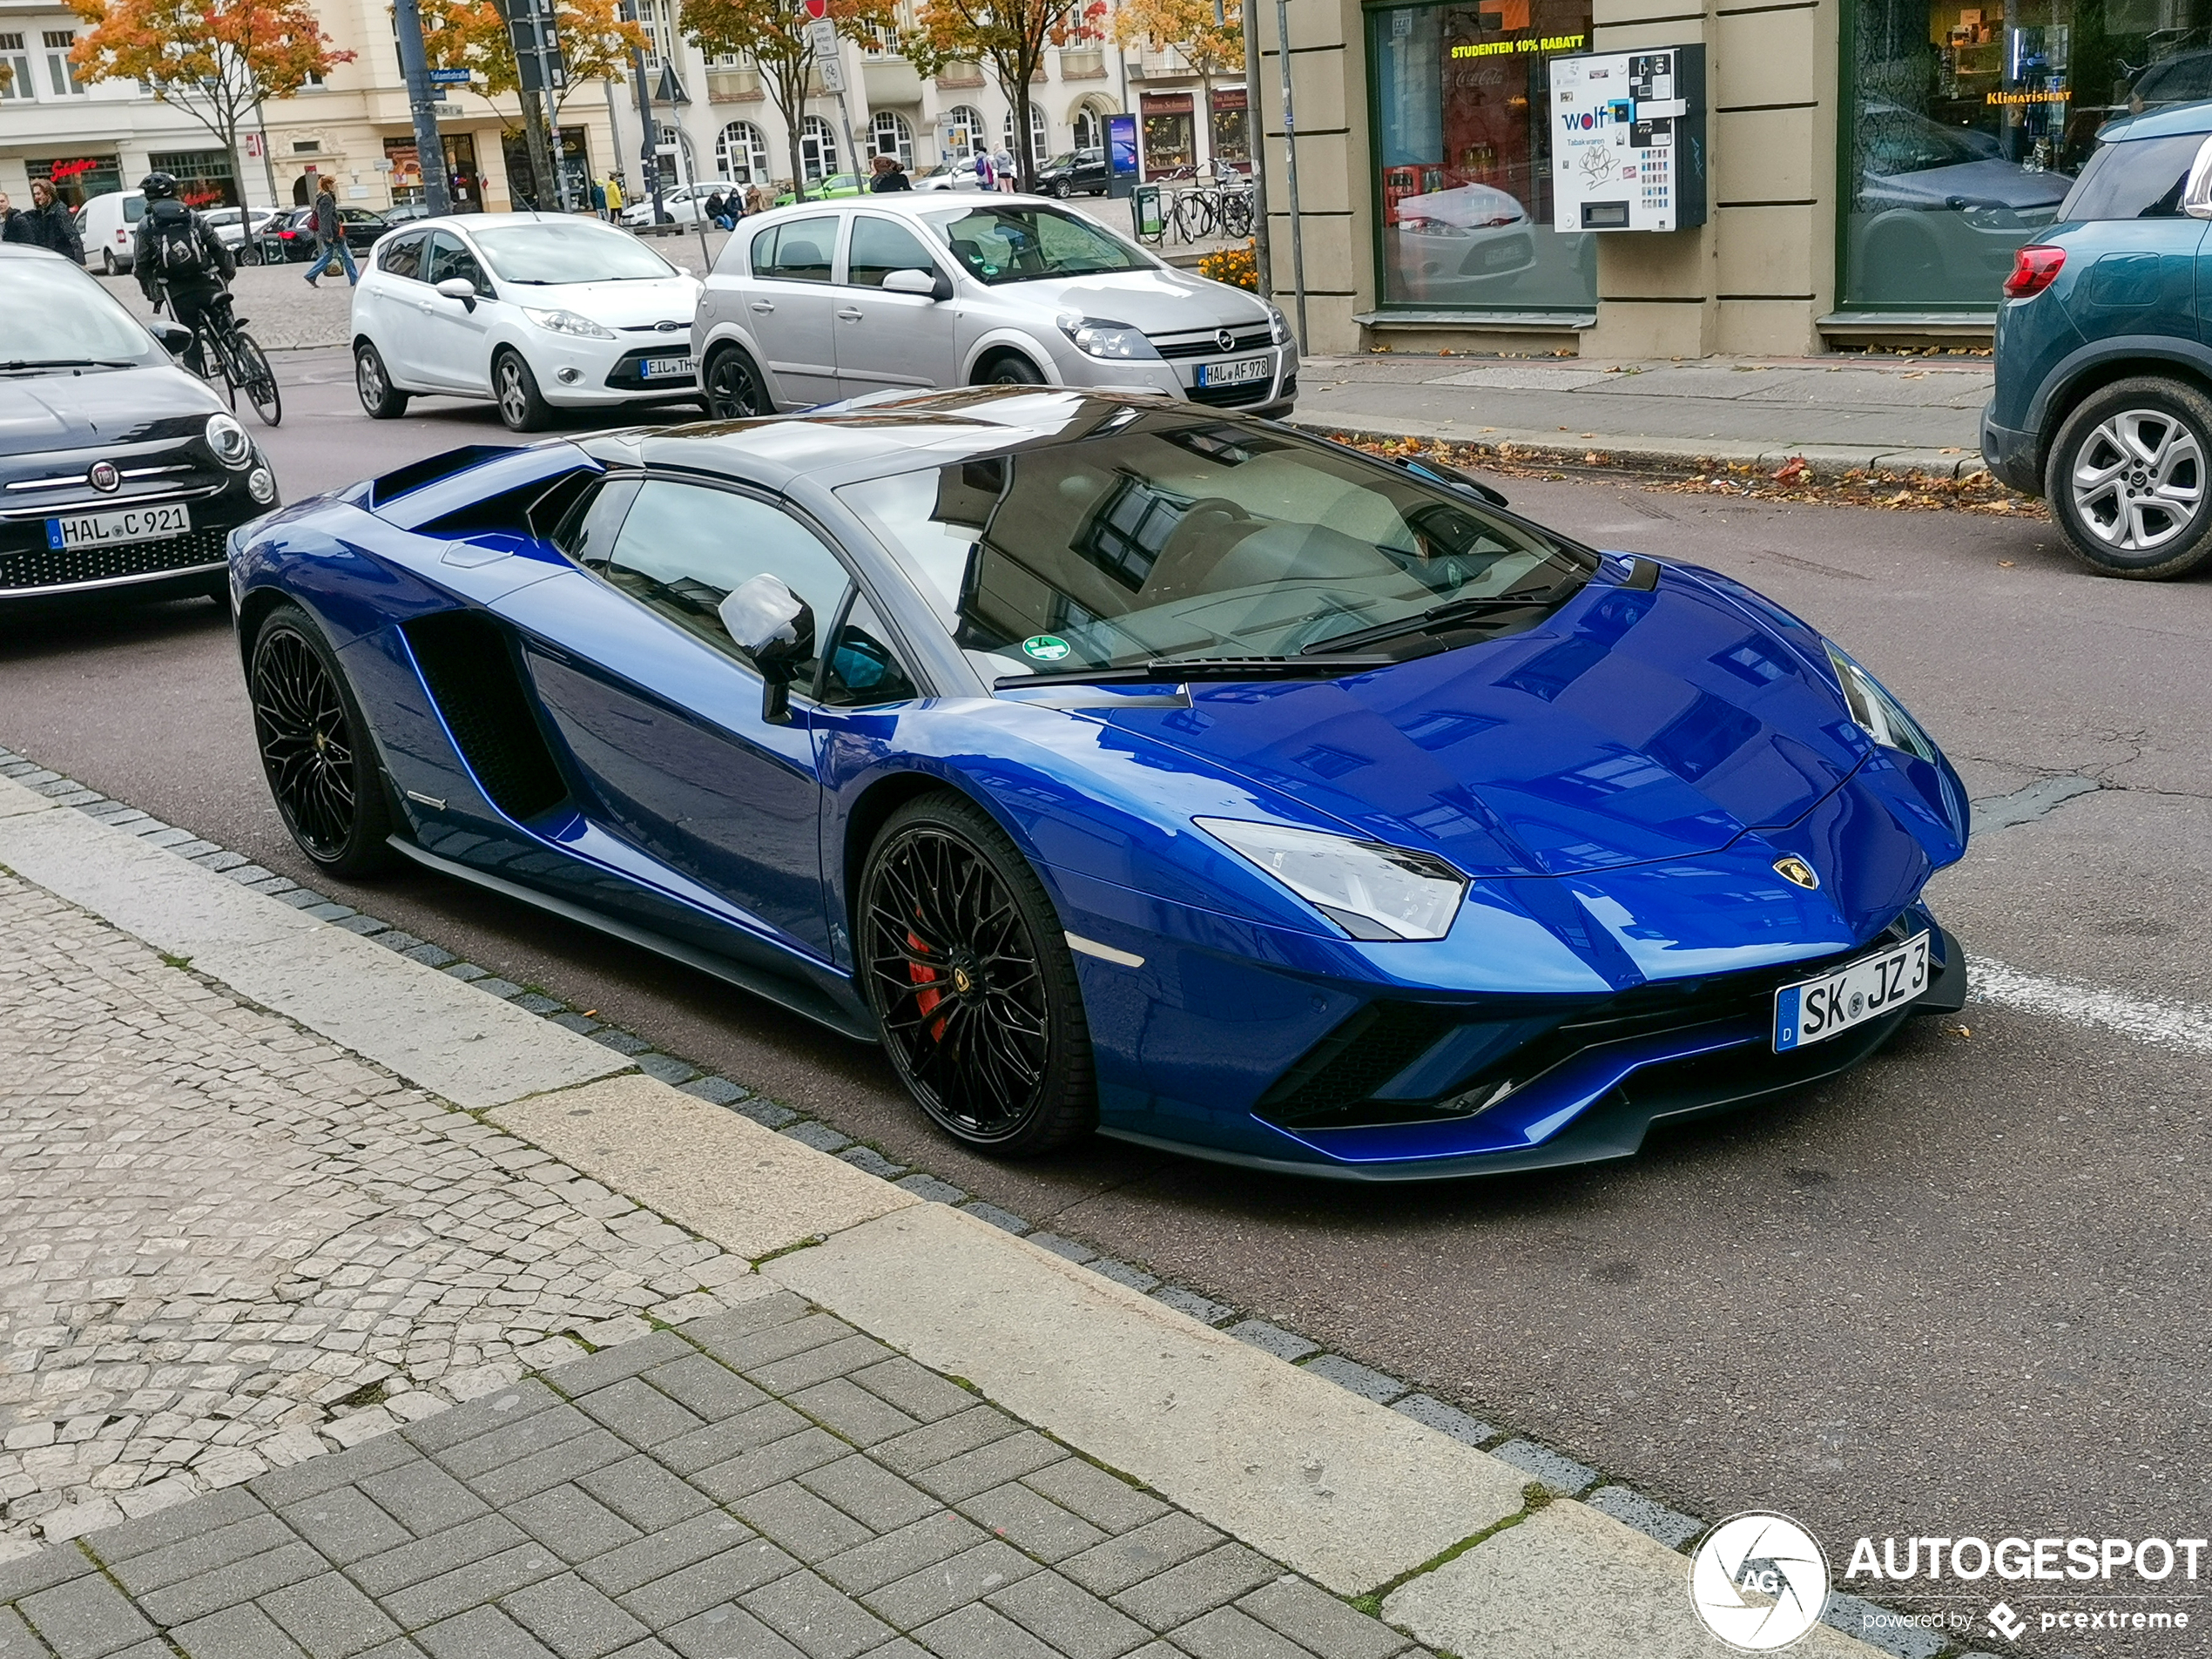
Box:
1022;635;1071;662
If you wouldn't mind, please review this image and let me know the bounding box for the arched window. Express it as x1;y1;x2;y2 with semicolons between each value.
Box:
1072;103;1108;152
943;104;985;157
1002;104;1049;166
870;110;914;168
717;120;768;183
800;114;839;181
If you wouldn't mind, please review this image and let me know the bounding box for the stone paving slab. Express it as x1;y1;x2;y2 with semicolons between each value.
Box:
0;1291;1424;1659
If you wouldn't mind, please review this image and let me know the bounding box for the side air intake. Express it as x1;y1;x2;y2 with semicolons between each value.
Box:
404;610;570;822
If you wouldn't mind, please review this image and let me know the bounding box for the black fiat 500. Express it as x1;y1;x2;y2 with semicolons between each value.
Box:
1;246;278;605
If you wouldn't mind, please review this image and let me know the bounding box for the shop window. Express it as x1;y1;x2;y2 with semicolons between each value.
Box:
1839;0;2174;308
147;149;239;209
1368;2;1595;314
30;155;121;207
1211;88;1250;166
1142;94;1195;173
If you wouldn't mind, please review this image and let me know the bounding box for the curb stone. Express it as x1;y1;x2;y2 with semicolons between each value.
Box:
0;752;1932;1656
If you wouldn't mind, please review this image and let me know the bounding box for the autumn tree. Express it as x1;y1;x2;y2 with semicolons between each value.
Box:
68;0;353;210
679;0;893;200
415;0;645;207
1110;0;1237;166
899;0;1088;190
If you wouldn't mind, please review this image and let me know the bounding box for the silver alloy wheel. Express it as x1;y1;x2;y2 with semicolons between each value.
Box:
496;355;529;426
356;348;384;409
2069;408;2205;551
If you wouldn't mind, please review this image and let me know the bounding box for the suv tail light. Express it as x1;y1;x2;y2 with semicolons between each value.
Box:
2003;245;2065;299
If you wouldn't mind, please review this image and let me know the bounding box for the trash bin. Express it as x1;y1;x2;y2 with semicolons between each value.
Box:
1131;184;1164;243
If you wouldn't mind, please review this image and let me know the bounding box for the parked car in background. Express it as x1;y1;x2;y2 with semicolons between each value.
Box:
1981;102;2212;579
693;194;1294;419
75;190;145;275
0;246;276;606
912;159;985;192
268;204;392;261
383;200;438;226
1851;101;2071;302
772;174;867;206
617;182;718;227
351;213;704;432
1033;148;1111;197
205;207;287;265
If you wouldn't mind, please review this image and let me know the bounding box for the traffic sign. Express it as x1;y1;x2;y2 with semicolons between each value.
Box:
428;66;469;83
816;49;843;91
805;17;836;56
803;0;827;18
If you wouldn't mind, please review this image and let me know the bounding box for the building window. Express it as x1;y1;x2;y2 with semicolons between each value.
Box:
44;30;82;96
1367;2;1595;314
1840;0;2140;308
941;104;985;156
1002;103;1049;165
871;110;914;165
30;155;122;207
1211;86;1248;166
148;149;239;208
1072;102;1109;151
800;113;839;179
718;119;769;181
640;0;676;68
1140;93;1194;172
1;34;32;99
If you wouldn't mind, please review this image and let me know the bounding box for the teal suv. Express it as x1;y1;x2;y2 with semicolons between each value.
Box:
1981;103;2212;578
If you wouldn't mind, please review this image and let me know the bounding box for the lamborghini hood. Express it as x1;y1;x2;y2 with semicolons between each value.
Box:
1082;569;1875;880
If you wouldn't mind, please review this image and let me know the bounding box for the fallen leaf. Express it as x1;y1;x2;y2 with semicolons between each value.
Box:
1998;560;2014;567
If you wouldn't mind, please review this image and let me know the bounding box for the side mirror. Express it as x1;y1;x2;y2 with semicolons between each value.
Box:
435;276;478;310
718;573;815;723
882;266;948;300
150;320;193;357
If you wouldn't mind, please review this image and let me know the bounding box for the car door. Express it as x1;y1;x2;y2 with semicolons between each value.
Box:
411;228;496;394
510;475;855;958
359;228;432;386
832;212;961;397
744;213;843;406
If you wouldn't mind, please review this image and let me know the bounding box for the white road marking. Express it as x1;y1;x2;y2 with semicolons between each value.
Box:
1969;959;2212;1057
1066;932;1144;969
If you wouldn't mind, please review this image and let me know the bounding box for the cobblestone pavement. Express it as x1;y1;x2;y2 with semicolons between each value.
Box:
0;873;757;1551
0;1274;1427;1658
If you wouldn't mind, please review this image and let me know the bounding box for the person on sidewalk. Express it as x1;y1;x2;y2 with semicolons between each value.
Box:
590;177;607;219
303;180;357;287
973;150;994;192
604;172;624;221
993;146;1017;192
132;172;234;379
868;152;911;192
0;179;86;264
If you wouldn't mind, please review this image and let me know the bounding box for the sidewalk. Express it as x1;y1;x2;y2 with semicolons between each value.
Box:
1287;353;1993;481
0;760;1905;1659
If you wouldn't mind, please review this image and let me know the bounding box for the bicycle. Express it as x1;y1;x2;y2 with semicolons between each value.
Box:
165;285;282;427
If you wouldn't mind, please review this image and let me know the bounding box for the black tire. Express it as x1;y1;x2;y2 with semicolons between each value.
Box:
355;341;409;419
248;602;398;878
1051;179;1072;198
703;343;772;419
233;331;282;427
858;792;1096;1157
2045;376;2212;579
493;347;554;433
976;351;1045;388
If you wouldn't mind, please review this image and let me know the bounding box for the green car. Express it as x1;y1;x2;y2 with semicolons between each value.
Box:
772;173;867;206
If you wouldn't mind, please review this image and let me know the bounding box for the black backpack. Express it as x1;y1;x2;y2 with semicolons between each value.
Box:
148;203;208;278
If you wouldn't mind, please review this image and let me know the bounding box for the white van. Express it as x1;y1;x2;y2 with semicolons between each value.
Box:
76;190;146;275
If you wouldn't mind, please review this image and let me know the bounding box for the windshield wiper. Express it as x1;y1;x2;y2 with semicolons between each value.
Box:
998;653;1395;690
1298;586;1576;655
1;358;139;371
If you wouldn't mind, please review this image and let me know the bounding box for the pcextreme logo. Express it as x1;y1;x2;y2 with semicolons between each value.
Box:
1688;1513;1831;1650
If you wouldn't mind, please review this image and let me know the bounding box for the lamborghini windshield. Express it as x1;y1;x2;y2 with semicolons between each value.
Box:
836;410;1595;681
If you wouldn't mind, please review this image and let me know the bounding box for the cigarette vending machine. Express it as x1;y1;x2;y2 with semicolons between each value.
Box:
1548;46;1706;233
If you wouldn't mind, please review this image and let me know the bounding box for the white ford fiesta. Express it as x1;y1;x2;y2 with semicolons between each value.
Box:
350;213;705;431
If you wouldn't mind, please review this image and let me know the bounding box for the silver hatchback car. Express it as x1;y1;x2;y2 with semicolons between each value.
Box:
691;193;1297;419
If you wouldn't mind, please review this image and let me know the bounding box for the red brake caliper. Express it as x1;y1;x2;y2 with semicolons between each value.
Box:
908;930;950;1041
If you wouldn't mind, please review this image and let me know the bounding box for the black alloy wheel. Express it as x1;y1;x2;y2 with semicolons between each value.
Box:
859;793;1096;1156
704;345;771;419
249;604;395;876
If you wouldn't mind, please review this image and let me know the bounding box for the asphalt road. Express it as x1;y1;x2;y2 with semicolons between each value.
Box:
7;347;2210;1656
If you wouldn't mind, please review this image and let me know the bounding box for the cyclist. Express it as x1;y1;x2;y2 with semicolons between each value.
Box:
132;172;236;378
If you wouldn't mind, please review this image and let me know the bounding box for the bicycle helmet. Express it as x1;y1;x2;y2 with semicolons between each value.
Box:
140;172;179;199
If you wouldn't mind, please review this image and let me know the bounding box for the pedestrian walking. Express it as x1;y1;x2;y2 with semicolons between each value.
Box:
604;172;624;220
590;178;607;219
868;152;911;192
302;179;357;287
0;179;86;264
132;172;234;379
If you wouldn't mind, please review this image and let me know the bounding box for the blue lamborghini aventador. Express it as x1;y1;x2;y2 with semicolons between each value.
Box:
229;389;1970;1178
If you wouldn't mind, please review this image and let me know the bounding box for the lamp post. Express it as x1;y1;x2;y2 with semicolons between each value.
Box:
394;0;452;214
